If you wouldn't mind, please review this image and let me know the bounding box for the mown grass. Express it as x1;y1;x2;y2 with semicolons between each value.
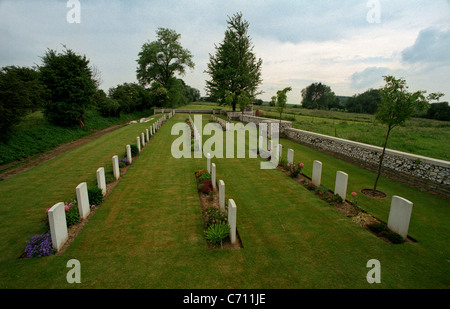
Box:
0;113;448;289
0;108;156;166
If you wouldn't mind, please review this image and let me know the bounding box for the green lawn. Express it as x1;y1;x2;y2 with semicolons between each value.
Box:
0;113;448;289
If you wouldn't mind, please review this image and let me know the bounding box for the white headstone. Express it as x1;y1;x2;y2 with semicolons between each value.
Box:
206;153;211;173
146;129;149;141
112;155;120;180
334;171;348;200
76;182;90;219
278;144;282;159
96;167;106;196
141;132;145;147
211;163;216;189
312;160;322;186
126;144;132;164
137;136;141;152
228;199;237;244
287;149;294;165
219;180;225;211
48;202;68;252
388;196;413;239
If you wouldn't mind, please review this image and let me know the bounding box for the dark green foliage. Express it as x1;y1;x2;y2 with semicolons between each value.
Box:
205;12;263;111
65;203;80;227
0;66;46;141
204;222;230;248
39;47;97;127
136;28;194;87
425;102;450;121
367;222;387;234
367;222;405;244
198;179;213;194
197;172;211;182
346;89;381;114
301;82;337;110
88;186;103;206
108;82;152;113
130;144;139;157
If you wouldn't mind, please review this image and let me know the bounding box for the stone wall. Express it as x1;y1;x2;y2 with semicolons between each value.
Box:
283;128;450;199
154;109;227;115
240;115;450;199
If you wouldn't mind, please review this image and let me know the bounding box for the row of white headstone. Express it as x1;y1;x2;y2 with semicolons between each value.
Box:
211;115;229;131
206;153;237;245
282;146;413;240
47;114;170;253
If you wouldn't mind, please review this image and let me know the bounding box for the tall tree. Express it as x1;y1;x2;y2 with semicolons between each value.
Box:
39;47;96;127
274;87;292;126
301;82;336;110
372;75;428;192
205;12;263;111
136;28;194;87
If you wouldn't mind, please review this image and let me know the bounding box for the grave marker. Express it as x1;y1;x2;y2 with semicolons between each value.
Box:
126;144;132;164
334;171;348;200
76;182;90;219
112;155;120;180
96;167;106;195
219;180;225;211
312;160;322;186
388;196;413;239
48;202;68;252
228;199;237;244
137;136;141;152
211;163;216;189
287;149;294;165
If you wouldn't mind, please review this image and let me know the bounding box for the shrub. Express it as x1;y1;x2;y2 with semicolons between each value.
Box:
198;179;213;194
130;144;139;157
105;171;115;184
88;186;103;206
195;169;208;178
204;222;230;248
23;231;54;258
204;207;227;228
119;158;131;167
198;172;211;182
315;185;328;196
65;201;80;227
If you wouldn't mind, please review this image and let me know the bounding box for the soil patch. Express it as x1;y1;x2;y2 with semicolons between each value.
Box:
361;188;387;199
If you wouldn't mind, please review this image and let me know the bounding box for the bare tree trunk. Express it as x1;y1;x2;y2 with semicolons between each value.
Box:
373;126;391;191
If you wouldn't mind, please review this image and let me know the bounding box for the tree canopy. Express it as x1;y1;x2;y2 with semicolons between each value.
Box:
39;47;96;127
136;28;194;87
205;12;263;111
300;82;337;110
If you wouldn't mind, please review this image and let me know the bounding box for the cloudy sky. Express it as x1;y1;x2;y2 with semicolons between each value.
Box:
1;0;449;104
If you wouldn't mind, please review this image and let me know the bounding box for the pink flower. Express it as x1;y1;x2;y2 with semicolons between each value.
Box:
351;192;357;196
299;162;304;167
65;205;69;211
45;208;50;214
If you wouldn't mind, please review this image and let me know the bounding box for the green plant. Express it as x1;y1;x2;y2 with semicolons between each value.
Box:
130;144;139;157
195;169;208;178
198;179;213;194
381;231;405;244
367;222;387;234
88;186;103;206
105;171;115;184
204;222;230;248
198;172;211;182
315;185;328;196
204;207;227;228
65;201;80;227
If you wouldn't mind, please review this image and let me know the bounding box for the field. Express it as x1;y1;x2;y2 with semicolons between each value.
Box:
0;110;448;290
198;103;450;161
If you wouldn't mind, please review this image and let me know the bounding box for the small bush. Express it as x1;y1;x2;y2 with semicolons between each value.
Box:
130;144;139;157
204;222;230;248
88;186;103;206
65;201;80;227
198;172;211;182
105;171;115;184
195;169;208;178
204;207;227;228
198;179;213;194
315;185;328;196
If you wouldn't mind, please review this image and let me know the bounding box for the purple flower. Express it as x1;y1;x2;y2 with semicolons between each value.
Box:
23;231;54;258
